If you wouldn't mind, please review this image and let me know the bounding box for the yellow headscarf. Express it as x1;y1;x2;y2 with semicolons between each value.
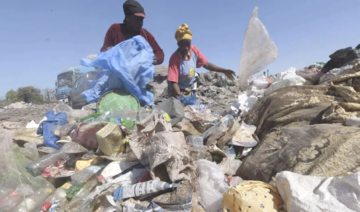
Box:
175;24;192;42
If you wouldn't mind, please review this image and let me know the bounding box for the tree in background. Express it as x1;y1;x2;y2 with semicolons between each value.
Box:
17;86;44;104
5;90;18;103
43;88;56;103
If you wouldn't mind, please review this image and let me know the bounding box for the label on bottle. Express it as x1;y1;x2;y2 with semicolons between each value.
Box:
50;200;60;212
19;198;36;210
61;182;72;190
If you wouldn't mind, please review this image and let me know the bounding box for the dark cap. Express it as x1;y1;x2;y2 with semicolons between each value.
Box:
123;0;145;18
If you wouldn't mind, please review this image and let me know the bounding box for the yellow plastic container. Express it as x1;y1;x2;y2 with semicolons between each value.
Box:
96;123;124;157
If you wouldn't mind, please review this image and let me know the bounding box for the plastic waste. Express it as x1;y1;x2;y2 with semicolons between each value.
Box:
252;75;272;89
186;135;203;148
229;121;258;147
203;115;235;147
66;184;85;201
196;159;230;212
71;166;102;185
26;142;87;176
264;67;306;96
179;94;198;106
228;176;244;187
26;151;68;176
12;187;53;212
0;184;34;211
37;110;68;150
40;182;72;212
81;35;156;106
319;64;354;84
345;117;360;126
25;120;40;129
98;161;140;184
19;142;39;161
113;180;177;201
52;123;76;137
65;178;99;212
95;110;138;130
238;7;278;89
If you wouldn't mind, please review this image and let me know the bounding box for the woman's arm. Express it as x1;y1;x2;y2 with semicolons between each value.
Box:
171;82;184;98
203;62;236;80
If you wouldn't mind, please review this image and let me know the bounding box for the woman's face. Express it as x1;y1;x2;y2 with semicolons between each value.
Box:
178;39;191;56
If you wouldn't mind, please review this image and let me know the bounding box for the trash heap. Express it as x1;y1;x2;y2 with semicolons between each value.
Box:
2;7;360;212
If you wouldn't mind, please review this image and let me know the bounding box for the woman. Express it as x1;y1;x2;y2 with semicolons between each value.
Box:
167;24;235;98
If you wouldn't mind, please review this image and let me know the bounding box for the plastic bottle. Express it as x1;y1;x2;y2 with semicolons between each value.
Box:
40;182;72;212
26;151;68;176
0;184;34;211
12;187;53;212
65;178;98;212
71;166;102;185
113;180;177;201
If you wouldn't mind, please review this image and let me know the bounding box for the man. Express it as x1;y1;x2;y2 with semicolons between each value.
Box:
100;0;164;65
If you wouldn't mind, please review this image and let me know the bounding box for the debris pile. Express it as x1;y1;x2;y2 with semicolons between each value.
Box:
2;7;360;212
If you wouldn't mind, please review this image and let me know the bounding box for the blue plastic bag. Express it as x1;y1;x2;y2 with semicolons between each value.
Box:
37;111;67;149
81;36;156;106
179;94;198;106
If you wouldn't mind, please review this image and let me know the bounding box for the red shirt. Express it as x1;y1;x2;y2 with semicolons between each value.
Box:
100;24;164;65
168;45;208;83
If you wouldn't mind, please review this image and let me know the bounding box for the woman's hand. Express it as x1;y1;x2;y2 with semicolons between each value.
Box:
222;69;236;81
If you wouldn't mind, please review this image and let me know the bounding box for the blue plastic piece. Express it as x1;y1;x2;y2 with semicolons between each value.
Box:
37;111;67;150
179;94;198;106
81;36;156;106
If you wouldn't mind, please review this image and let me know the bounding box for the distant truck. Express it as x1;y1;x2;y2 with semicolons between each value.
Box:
55;66;96;102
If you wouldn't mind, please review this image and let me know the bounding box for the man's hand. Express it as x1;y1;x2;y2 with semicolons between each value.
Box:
222;69;236;81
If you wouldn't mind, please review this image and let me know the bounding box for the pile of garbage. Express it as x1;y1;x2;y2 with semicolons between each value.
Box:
3;6;360;212
3;102;32;110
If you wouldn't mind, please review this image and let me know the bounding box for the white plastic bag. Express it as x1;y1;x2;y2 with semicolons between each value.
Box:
196;159;230;212
264;67;306;96
231;92;258;115
276;171;360;212
238;7;279;89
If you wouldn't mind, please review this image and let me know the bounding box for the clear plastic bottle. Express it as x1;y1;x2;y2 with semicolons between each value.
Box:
0;184;34;211
71;166;102;185
12;187;53;212
26;151;68;176
40;182;72;212
65;178;98;212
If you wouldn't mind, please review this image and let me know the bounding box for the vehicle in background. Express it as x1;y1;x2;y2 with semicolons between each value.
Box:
55;66;96;102
68;70;99;109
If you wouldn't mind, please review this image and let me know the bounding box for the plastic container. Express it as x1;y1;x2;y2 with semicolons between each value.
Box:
0;184;34;211
71;166;102;185
13;187;53;212
113;180;177;201
65;178;98;212
40;182;72;212
66;184;85;201
26;151;68;176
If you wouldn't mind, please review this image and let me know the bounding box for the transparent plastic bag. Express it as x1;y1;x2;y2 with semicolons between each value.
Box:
19;142;39;161
238;7;279;89
196;159;230;212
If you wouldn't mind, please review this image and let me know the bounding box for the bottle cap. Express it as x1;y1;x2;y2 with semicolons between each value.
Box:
97;175;104;183
41;202;52;211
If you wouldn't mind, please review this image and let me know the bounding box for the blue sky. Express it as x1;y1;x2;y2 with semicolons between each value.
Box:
1;0;359;98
